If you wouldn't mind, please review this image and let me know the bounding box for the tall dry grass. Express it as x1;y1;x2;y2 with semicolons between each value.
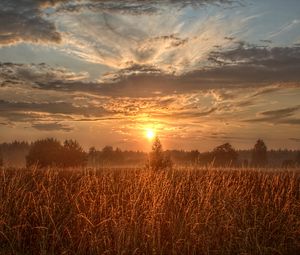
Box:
0;167;299;255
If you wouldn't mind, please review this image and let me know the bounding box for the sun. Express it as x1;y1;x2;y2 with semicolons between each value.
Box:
145;129;155;140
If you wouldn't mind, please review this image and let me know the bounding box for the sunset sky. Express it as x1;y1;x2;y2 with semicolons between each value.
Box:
0;0;300;151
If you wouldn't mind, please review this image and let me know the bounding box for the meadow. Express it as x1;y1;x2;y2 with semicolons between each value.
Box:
0;167;299;255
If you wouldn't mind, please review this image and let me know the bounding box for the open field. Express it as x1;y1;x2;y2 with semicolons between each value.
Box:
0;167;300;255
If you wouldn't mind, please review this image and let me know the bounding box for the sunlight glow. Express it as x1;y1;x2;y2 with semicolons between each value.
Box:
145;129;155;141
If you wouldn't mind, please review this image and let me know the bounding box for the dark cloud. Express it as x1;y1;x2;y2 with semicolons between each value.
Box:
32;122;73;132
174;107;217;118
260;106;300;118
148;107;217;119
101;64;163;83
278;118;300;125
244;106;300;125
0;0;62;45
209;42;300;71
153;35;188;48
0;62;88;86
54;0;234;15
289;138;300;142
0;100;109;122
0;122;11;126
251;86;283;97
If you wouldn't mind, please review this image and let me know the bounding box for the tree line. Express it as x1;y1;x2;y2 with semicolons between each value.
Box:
0;138;300;168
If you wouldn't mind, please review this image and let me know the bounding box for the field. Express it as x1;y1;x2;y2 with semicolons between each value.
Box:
0;167;299;255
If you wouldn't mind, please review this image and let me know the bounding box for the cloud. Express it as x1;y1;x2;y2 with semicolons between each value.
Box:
54;0;234;15
0;0;63;46
32;122;73;132
269;19;300;39
260;106;300;118
0;62;89;87
1;48;300;98
289;138;300;142
55;1;239;73
250;86;283;97
244;106;300;125
278;118;300;125
0;99;109;123
0;0;234;46
208;42;300;71
37;65;300;98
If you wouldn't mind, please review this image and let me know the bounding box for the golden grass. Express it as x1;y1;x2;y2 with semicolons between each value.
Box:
0;167;299;255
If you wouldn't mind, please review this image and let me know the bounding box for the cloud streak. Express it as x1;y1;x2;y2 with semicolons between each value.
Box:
32;122;73;132
244;106;300;125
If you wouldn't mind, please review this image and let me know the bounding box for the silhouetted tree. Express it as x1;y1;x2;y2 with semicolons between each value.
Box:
0;141;30;167
296;152;300;166
211;143;238;167
147;136;172;171
26;138;63;167
243;159;249;168
0;151;3;167
62;140;87;167
88;147;97;166
251;139;268;167
190;150;201;163
102;146;114;162
281;159;295;168
26;138;87;168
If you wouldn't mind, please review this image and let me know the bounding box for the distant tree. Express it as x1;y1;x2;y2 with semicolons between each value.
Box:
281;159;295;168
211;143;238;167
0;141;30;167
114;147;125;164
62;140;87;167
190;150;201;163
88;147;97;166
26;138;87;168
251;139;268;167
0;151;3;167
147;136;173;171
26;138;63;168
243;159;249;168
102;146;114;163
296;152;300;166
198;151;213;166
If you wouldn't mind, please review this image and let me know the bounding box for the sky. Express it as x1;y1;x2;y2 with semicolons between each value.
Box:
0;0;300;151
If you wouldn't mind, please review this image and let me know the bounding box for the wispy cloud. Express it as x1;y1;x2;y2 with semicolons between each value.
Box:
32;122;73;132
244;106;300;125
